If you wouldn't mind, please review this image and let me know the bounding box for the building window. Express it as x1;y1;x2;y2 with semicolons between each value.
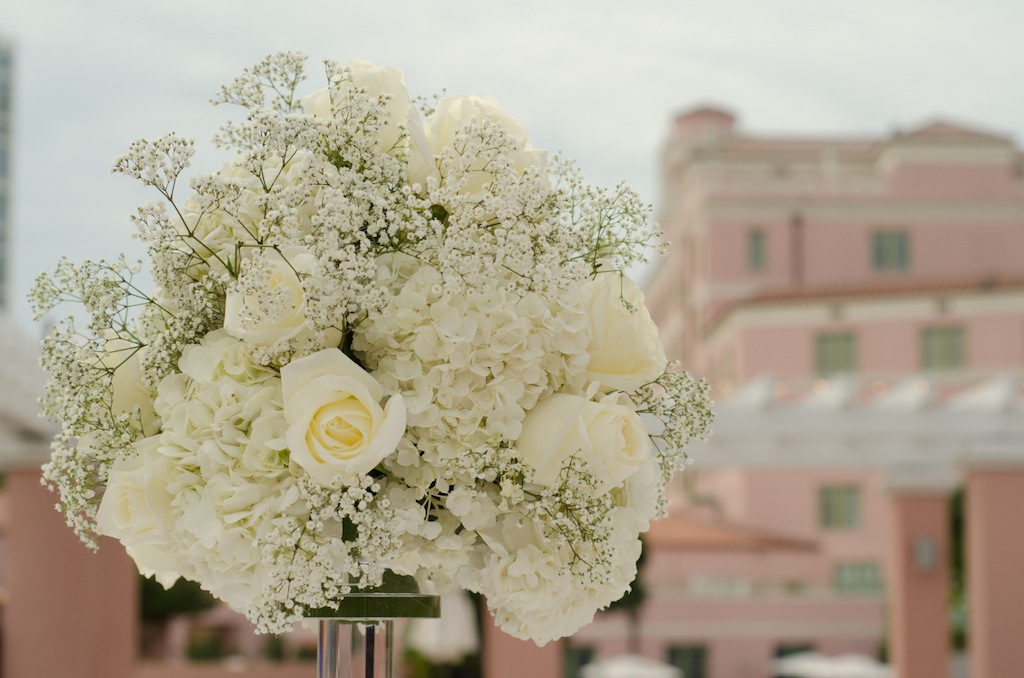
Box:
921;325;965;370
748;229;767;270
871;230;910;271
834;562;884;595
819;485;861;530
563;646;594;678
668;645;708;678
815;332;856;376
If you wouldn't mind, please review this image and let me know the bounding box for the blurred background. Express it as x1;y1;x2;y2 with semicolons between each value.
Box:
3;1;1024;677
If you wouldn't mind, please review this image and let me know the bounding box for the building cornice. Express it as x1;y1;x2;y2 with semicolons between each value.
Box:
702;200;1024;222
705;275;1024;340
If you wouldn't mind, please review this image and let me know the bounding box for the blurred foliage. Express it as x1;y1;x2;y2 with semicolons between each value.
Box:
186;628;228;661
405;649;480;678
950;488;966;650
263;634;285;663
606;536;647;655
140;574;217;620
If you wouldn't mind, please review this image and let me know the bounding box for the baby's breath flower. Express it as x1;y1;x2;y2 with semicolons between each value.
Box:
635;366;714;478
113;133;195;200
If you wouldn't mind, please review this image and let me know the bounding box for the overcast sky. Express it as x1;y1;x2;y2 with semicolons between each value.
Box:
6;0;1024;334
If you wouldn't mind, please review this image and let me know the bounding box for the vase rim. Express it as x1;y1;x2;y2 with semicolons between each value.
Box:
305;592;441;620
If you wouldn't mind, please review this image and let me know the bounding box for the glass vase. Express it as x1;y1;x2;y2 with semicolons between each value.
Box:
309;573;441;678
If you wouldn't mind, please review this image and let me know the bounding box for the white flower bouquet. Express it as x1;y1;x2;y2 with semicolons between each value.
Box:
31;52;711;644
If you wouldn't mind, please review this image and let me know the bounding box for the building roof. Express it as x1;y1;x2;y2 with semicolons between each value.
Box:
674;105;736;122
753;273;1024;303
672;116;1011;165
646;512;818;552
894;120;1011;145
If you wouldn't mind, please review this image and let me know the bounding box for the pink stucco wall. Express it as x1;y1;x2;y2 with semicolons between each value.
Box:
707;217;1024;289
885;162;1016;201
966;470;1024;678
686;469;889;588
728;327;803;380
575;593;884;678
137;665;315;678
968;315;1024;370
483;611;563;678
4;466;136;678
886;493;951;678
644;548;823;588
909;221;1024;278
705;218;792;286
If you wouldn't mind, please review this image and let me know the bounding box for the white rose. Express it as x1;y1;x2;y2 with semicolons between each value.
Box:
582;272;667;392
224;248;314;347
282;349;406;485
611;456;663;533
516;393;650;492
96;436;181;586
411;95;546;194
100;338;159;435
175;159;321;281
303;60;432;173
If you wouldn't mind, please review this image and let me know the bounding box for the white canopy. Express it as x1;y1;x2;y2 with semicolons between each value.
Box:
686;375;1024;480
405;588;479;664
581;654;682;678
773;651;893;678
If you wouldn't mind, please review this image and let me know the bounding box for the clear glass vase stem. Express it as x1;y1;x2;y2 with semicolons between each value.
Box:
317;618;394;678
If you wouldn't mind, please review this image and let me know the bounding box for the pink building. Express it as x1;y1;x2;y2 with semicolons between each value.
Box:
651;106;1024;385
600;107;1024;678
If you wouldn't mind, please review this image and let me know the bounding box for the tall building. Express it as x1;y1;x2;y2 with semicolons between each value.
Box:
0;36;12;308
602;108;1024;678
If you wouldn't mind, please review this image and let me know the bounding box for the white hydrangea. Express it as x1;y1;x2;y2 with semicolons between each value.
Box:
468;515;640;646
142;330;302;609
353;254;591;462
